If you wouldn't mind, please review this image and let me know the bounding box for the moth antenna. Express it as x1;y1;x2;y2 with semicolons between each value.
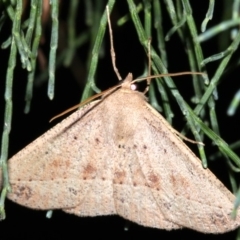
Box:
50;84;121;122
174;130;205;146
106;5;122;81
50;6;123;123
132;72;205;85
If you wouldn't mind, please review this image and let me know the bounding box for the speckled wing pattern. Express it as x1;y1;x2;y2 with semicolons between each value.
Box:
1;73;240;233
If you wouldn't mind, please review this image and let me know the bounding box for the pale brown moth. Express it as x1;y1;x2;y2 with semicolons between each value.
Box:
0;5;240;234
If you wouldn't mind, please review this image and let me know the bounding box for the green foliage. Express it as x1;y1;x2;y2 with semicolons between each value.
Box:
0;0;240;238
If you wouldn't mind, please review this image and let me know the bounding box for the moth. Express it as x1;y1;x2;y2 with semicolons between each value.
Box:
0;72;239;233
0;4;239;235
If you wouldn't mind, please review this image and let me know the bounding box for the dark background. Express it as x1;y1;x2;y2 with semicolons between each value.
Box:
0;1;240;239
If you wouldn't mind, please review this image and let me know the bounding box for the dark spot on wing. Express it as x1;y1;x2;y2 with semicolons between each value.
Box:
114;171;126;184
49;159;71;170
170;171;191;198
50;159;59;168
210;212;227;226
84;164;96;174
15;185;33;200
148;172;161;190
170;174;177;185
68;187;78;196
118;144;125;149
82;163;97;180
163;201;172;210
148;173;159;183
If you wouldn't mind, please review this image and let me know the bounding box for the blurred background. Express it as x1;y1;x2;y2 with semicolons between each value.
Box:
0;0;240;239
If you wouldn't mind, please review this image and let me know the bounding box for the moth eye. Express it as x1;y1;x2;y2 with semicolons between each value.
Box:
130;83;137;91
131;81;147;92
